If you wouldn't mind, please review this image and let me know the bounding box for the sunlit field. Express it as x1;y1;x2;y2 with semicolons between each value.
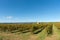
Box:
0;22;60;40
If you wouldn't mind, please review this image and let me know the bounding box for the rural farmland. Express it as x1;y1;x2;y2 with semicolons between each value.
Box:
0;22;60;40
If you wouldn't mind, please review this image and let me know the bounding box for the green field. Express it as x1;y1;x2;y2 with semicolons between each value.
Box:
0;22;60;40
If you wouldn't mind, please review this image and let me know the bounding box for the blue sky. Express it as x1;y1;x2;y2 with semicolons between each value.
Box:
0;0;60;22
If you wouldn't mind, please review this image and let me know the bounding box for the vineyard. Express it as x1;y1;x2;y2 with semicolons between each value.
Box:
0;22;60;40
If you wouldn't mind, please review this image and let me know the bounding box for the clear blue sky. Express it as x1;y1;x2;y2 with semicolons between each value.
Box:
0;0;60;22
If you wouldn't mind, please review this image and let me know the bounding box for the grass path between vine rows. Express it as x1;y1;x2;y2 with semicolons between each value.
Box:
45;24;60;40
